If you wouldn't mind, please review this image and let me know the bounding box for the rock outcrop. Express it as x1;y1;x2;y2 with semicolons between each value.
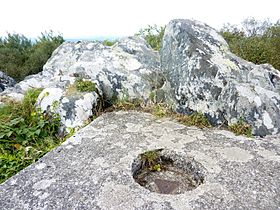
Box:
0;111;279;209
161;19;280;136
0;71;16;92
1;37;163;130
1;19;280;136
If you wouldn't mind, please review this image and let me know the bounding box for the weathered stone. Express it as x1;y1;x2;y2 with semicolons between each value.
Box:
0;111;279;209
36;88;99;130
1;37;162;130
160;19;280;136
0;70;16;92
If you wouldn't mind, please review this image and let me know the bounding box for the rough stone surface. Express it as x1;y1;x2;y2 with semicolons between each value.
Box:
1;37;162;130
161;19;280;136
0;70;16;92
1;19;280;136
0;111;279;210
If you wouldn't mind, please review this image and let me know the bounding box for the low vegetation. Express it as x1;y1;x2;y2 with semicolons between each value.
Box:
108;97;212;128
109;97;254;137
74;78;96;92
0;89;62;183
228;119;252;138
140;149;162;172
136;25;165;51
102;39;117;46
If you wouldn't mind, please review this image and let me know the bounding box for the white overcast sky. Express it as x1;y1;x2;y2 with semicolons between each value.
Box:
0;0;279;39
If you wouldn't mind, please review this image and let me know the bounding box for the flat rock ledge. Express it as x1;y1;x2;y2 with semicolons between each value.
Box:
0;111;280;210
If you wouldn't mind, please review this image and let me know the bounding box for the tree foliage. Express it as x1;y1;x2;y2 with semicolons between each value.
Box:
220;18;280;70
0;31;64;81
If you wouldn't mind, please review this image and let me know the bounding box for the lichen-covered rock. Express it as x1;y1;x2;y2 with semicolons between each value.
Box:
36;88;98;130
0;71;16;92
0;37;162;131
1;111;279;209
160;19;280;136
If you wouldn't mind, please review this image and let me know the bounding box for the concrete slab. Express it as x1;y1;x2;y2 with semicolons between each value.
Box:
0;111;280;209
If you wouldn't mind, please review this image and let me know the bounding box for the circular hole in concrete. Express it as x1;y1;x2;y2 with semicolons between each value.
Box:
132;149;206;194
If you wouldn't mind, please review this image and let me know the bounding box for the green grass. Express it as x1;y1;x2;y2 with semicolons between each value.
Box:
108;97;256;137
74;78;96;92
228;119;252;137
0;89;62;183
176;112;212;128
107;97;211;129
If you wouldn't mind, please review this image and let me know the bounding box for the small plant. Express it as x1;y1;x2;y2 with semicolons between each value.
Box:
102;39;117;46
152;164;161;172
229;119;252;137
136;25;165;51
176;112;211;128
140;150;162;171
113;98;142;111
74;78;96;92
189;112;211;128
151;104;169;118
0;88;62;183
149;91;156;103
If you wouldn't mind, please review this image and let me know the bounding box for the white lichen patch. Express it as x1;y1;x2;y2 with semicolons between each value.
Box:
257;147;280;163
92;157;110;168
39;192;50;200
33;179;56;190
154;133;196;149
96;183;144;210
215;147;254;162
35;163;47;170
70;136;82;145
125;123;143;133
262;111;274;129
189;151;221;173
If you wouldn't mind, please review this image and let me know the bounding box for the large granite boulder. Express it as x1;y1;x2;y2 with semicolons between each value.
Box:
160;19;280;136
0;70;16;92
1;37;162;130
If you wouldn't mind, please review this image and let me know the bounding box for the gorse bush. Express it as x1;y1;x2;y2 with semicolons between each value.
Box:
136;25;165;51
0;31;64;81
0;89;61;183
220;18;280;70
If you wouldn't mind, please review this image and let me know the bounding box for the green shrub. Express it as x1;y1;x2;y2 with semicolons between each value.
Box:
0;31;64;81
74;78;96;92
0;89;61;183
136;25;165;51
220;18;280;70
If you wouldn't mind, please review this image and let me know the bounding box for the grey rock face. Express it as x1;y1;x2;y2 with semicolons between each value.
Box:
161;19;280;136
0;70;16;92
1;37;162;130
0;111;279;209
